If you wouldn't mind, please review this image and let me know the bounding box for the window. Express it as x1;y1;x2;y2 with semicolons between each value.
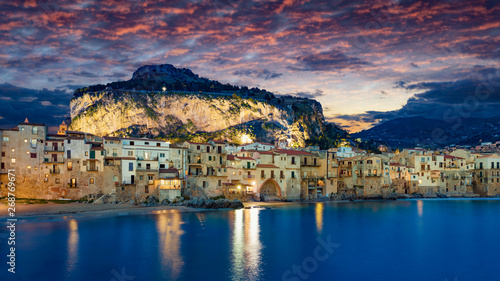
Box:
31;139;37;148
130;141;134;145
101;151;104;156
160;164;165;168
128;151;134;156
32;127;38;134
139;175;144;180
178;150;181;154
202;181;206;188
27;165;31;169
67;150;71;159
31;153;37;158
148;175;154;181
208;156;212;161
90;178;94;184
1;163;4;169
24;138;28;143
146;163;151;170
55;178;60;184
1;152;4;157
129;163;133;171
291;171;295;178
67;139;71;144
206;146;210;153
261;171;265;178
492;162;495;169
160;153;165;158
218;180;221;186
197;145;200;150
145;142;149;145
70;178;77;188
11;158;16;164
280;171;284;178
68;161;72;171
157;143;161;147
85;151;89;156
2;137;9;141
145;186;149;193
291;157;295;165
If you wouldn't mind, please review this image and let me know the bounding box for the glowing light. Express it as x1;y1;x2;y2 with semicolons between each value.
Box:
417;200;423;217
162;87;166;91
315;203;324;233
240;134;253;144
237;185;241;190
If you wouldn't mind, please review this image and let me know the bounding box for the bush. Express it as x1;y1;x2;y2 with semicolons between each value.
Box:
210;195;226;200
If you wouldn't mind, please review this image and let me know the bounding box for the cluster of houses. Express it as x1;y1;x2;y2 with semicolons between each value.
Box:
1;119;499;203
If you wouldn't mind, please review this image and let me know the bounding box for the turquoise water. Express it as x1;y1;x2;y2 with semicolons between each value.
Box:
2;199;500;281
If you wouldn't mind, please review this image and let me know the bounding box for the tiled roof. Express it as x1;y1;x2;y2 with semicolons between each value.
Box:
236;156;255;160
227;155;236;160
256;164;279;168
187;141;210;145
273;149;315;156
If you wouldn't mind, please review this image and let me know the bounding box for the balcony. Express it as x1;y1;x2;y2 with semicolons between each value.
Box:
49;169;60;174
137;157;158;161
137;168;158;172
44;158;64;163
44;146;64;152
246;175;255;179
87;166;99;172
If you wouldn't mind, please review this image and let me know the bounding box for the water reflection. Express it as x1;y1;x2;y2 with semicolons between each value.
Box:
417;200;424;217
231;209;262;281
315;203;324;233
156;212;184;279
66;219;79;272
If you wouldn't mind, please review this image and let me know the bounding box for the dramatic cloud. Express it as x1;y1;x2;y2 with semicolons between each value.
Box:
0;83;72;130
334;68;500;131
291;50;370;71
0;0;499;131
290;89;325;99
233;69;283;80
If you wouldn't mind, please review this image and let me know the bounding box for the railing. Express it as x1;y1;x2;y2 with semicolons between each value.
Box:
137;157;158;161
44;158;64;163
87;167;99;171
49;169;60;174
247;175;255;179
45;146;64;152
136;168;158;171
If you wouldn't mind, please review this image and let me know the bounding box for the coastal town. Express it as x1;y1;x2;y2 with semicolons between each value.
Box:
1;118;500;204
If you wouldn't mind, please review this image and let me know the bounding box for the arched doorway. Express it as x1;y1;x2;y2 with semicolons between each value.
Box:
259;179;281;201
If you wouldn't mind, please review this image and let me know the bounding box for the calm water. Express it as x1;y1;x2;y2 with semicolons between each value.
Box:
2;199;500;281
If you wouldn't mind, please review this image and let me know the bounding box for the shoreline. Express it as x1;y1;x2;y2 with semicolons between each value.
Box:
1;196;500;220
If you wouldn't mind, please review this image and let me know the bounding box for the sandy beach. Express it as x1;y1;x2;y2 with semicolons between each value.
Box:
0;202;208;219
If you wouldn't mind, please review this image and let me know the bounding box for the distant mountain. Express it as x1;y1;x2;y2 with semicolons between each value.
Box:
69;64;352;148
353;116;500;148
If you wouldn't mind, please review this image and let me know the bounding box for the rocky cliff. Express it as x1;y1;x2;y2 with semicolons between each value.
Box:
69;64;341;147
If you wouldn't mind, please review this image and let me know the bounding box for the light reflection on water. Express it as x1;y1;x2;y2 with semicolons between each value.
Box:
66;219;79;272
315;203;324;233
156;212;185;279
231;209;262;281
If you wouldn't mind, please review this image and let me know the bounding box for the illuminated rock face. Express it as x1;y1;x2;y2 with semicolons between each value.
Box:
69;91;324;146
69;64;326;146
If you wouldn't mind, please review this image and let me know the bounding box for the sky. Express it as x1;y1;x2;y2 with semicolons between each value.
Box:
1;0;499;133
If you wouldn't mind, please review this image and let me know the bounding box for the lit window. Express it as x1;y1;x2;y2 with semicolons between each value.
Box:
85;151;89;156
27;166;31;169
24;138;28;143
11;158;16;163
11;148;15;152
2;137;9;141
90;178;94;184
